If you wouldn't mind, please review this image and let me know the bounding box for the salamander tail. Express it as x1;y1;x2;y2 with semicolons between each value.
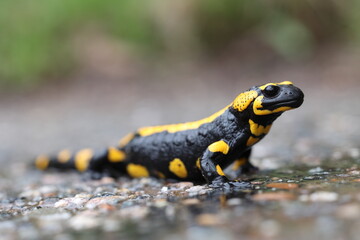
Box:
35;148;95;172
35;147;128;176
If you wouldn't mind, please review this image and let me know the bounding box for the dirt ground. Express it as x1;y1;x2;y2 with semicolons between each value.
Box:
1;45;360;239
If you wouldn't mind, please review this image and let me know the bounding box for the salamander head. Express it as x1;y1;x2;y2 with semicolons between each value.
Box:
252;81;304;115
232;81;304;118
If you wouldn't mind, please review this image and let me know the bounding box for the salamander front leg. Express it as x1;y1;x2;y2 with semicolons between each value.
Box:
200;152;229;185
200;140;251;188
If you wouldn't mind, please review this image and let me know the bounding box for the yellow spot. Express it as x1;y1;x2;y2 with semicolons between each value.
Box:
216;165;225;176
74;148;93;172
246;136;260;146
35;155;50;170
169;158;188;178
196;158;201;169
57;149;71;163
253;96;293;115
249;119;272;136
137;105;230;137
208;140;230;154
232;158;247;171
108;147;126;162
127;163;149;178
232;90;258;112
118;133;135;147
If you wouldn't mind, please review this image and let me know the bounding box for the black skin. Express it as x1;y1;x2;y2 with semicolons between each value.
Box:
41;83;304;187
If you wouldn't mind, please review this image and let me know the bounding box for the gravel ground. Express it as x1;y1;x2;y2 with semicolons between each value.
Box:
1;46;360;239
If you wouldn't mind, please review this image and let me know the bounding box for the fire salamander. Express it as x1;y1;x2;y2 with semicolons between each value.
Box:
36;81;304;187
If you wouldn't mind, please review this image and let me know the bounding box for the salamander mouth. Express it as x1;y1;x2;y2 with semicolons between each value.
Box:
276;98;303;108
261;97;304;111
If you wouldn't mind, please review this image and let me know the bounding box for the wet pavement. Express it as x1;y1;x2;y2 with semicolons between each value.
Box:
1;47;360;239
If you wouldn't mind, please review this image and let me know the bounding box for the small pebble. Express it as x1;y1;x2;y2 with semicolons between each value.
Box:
336;204;360;219
182;198;200;205
153;199;168;208
119;206;149;220
37;211;72;221
301;191;339;202
14;199;26;207
161;186;169;192
250;181;263;185
39;185;58;195
98;204;117;211
253;192;296;201
68;214;101;230
226;198;242;206
303;176;317;180
186;186;207;196
332;151;343;160
100;177;116;184
308;167;324;174
349;148;360;159
54;197;90;209
85;196;126;209
196;213;221;226
271;177;281;181
266;183;299;190
168;182;194;190
348;170;360;176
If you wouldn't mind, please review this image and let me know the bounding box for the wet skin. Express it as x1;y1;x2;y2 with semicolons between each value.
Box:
36;81;304;187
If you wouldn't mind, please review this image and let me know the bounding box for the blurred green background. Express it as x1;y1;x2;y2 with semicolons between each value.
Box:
0;0;359;89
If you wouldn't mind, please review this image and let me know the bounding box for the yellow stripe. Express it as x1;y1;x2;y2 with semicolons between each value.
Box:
253;96;293;115
259;83;276;90
74;148;93;172
118;133;135;147
259;81;293;90
208;140;230;154
57;149;71;163
169;158;188;178
108;147;126;162
127;163;149;178
35;155;50;170
279;81;293;85
216;164;225;176
137;105;230;137
249;119;272;136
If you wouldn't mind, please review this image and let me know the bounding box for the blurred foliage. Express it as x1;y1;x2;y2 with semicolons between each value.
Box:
0;0;358;88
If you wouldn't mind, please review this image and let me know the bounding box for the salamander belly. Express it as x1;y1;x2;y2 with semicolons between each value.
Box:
124;128;218;181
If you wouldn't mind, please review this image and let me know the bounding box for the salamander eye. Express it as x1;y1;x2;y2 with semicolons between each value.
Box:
263;85;280;98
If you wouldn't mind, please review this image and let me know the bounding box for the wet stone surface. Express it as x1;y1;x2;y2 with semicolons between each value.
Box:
2;155;360;240
1;49;360;239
